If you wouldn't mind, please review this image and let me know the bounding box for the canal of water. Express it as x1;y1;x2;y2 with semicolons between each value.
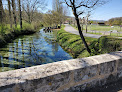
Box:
0;29;73;72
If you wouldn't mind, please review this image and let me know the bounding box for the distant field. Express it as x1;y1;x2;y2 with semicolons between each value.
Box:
71;24;121;32
85;25;121;32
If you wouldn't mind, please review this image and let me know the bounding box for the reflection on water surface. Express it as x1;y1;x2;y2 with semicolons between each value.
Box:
0;29;72;72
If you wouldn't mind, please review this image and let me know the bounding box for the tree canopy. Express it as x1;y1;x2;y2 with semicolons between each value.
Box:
106;17;122;26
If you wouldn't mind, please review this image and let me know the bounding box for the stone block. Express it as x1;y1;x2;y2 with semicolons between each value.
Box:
74;65;98;82
23;71;70;92
99;61;116;75
117;59;122;71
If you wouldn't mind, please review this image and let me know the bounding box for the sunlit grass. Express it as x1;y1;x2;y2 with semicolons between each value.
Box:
70;24;122;37
88;25;121;32
57;25;122;58
110;33;122;37
0;21;38;35
70;24;121;32
57;25;97;58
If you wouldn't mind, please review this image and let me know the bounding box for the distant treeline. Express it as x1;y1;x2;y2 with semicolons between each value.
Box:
106;17;122;26
88;17;122;26
106;17;122;25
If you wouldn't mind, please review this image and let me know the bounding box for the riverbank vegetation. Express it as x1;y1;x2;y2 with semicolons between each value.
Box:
0;22;43;48
0;0;45;48
0;0;68;48
57;26;122;58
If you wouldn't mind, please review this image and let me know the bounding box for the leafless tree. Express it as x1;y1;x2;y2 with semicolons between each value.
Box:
43;10;54;27
18;0;22;29
22;0;45;24
53;0;67;27
53;0;60;11
85;11;91;33
7;0;12;28
0;0;3;24
64;0;106;53
12;0;17;28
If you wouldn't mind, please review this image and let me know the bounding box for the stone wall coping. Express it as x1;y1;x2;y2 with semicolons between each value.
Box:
0;51;121;87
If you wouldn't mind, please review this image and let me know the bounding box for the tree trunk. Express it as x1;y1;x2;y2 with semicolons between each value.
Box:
60;21;62;28
0;0;3;24
86;24;87;33
90;24;91;31
73;7;91;53
18;0;22;29
28;14;31;24
86;17;88;33
12;0;17;28
81;24;83;31
7;0;12;28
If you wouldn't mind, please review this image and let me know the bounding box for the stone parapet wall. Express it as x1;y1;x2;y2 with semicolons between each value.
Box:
0;51;122;92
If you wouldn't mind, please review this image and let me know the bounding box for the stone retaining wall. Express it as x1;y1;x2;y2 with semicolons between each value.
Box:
0;51;122;92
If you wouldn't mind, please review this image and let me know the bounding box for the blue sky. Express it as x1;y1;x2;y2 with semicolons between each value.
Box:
45;0;122;21
90;0;122;20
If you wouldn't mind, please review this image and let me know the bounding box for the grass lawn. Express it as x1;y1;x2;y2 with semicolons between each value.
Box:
110;33;122;37
71;24;121;32
70;24;122;37
85;25;121;31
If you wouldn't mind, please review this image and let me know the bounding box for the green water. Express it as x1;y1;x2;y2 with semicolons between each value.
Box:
0;29;72;72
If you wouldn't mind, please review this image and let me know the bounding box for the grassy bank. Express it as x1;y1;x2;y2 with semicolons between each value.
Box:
57;25;97;58
0;22;42;48
57;26;122;58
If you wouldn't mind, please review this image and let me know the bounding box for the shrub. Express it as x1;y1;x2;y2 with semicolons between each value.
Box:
0;25;8;35
22;22;34;31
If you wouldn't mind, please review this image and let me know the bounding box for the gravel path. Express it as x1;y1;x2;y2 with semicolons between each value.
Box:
64;24;102;38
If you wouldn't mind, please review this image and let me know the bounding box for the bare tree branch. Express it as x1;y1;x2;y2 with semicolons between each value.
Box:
22;0;46;24
64;0;73;7
64;0;106;54
76;0;99;8
78;11;84;16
